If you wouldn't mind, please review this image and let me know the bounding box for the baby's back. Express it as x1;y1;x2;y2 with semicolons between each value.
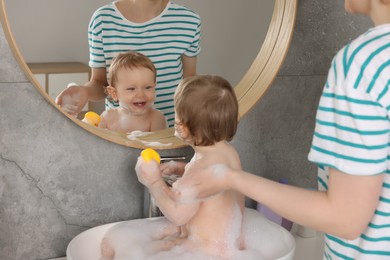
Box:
183;142;244;257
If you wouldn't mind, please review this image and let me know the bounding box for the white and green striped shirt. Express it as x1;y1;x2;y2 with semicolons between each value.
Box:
88;1;201;126
308;24;390;259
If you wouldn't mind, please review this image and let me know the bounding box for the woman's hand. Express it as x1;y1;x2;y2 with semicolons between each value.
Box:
55;83;89;116
160;161;186;176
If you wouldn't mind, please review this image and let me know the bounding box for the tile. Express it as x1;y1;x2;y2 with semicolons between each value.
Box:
280;0;372;76
235;75;325;189
0;24;28;82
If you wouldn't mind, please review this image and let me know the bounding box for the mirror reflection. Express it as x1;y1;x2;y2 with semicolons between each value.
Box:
98;51;168;133
5;0;273;132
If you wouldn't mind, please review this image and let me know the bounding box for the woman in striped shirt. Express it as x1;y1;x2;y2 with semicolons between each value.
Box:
169;0;390;259
56;0;201;127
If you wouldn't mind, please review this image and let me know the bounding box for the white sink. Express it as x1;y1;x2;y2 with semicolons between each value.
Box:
67;208;295;260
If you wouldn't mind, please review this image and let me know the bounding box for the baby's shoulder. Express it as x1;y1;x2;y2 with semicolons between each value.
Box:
103;108;119;115
101;108;120;120
149;109;167;127
188;144;241;174
215;143;241;169
150;108;165;118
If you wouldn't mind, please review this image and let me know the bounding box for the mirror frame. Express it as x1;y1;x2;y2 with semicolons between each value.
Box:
0;0;297;150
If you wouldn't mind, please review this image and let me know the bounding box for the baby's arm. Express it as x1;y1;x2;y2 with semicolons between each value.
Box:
135;157;199;226
149;179;199;225
98;110;114;130
98;110;109;129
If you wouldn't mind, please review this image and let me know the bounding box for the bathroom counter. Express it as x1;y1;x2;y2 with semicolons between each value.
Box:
50;224;324;260
290;224;324;259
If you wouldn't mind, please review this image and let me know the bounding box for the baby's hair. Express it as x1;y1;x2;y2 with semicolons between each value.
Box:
174;75;239;146
108;51;156;88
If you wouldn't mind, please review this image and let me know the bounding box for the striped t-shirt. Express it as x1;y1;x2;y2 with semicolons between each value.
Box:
88;1;201;126
308;24;390;259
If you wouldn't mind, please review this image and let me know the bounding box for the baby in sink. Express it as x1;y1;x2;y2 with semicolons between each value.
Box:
101;75;245;259
98;51;167;133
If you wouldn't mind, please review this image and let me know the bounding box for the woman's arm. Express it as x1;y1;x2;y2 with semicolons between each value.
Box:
235;168;382;239
181;55;197;78
55;68;108;115
83;67;108;101
173;166;383;239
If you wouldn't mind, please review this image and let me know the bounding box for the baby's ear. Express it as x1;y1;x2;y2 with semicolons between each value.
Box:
106;86;118;101
180;123;194;142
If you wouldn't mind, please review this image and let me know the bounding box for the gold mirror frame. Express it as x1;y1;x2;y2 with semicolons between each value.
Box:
0;0;297;150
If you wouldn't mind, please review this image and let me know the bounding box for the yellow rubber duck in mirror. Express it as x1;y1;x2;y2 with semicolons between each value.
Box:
82;111;101;127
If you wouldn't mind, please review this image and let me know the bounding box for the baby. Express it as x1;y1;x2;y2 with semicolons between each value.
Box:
98;51;167;133
133;75;245;258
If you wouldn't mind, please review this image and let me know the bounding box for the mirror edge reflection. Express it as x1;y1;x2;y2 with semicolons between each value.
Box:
0;0;298;150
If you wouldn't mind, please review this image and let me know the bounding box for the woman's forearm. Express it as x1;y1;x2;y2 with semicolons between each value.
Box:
229;169;382;239
84;79;107;101
83;67;108;101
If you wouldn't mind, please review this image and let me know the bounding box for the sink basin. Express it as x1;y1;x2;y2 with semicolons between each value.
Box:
67;208;295;259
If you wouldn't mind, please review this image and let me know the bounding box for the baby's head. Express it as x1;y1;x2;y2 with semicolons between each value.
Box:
107;51;157;114
108;51;156;87
174;75;239;146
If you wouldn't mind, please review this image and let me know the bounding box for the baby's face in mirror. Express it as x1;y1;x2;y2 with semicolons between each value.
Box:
114;67;156;115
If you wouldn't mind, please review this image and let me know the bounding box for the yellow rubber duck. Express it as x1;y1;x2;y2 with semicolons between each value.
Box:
82;111;101;127
141;148;160;164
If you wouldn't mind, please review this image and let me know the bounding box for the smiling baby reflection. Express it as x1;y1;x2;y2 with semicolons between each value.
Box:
55;0;201;127
102;75;244;259
97;51;167;133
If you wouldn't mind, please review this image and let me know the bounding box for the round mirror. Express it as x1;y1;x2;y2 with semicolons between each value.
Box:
0;0;297;149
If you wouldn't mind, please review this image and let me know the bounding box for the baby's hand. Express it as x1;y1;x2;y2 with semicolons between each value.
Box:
160;161;186;176
166;164;231;203
135;156;162;188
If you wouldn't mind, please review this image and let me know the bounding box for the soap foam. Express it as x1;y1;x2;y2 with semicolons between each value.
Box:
127;131;152;140
127;131;173;147
171;181;199;204
60;95;80;115
96;208;294;260
142;141;173;147
171;164;229;205
210;164;228;179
